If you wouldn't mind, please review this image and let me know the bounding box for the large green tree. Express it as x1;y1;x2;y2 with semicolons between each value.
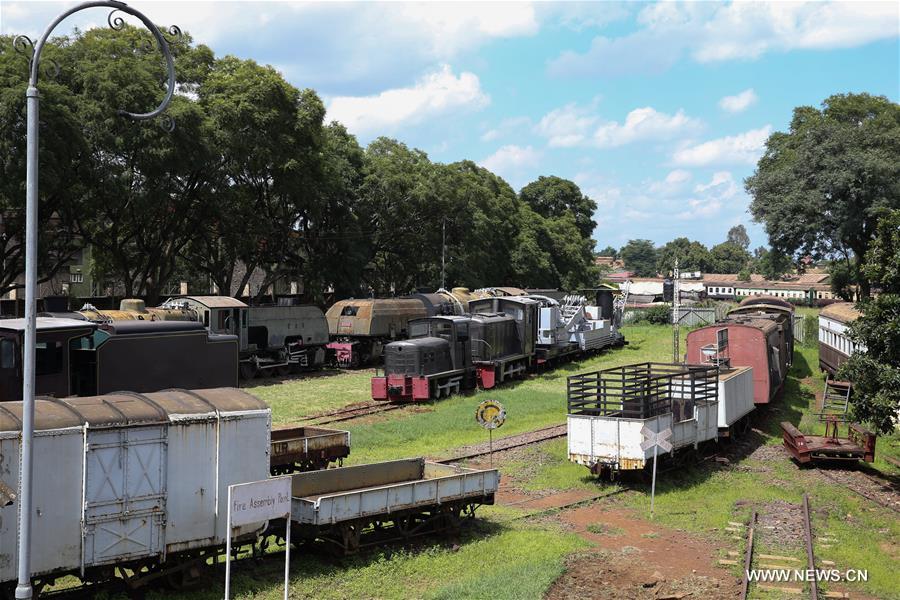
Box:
519;175;597;240
0;35;87;296
709;242;752;274
726;224;751;249
746;93;900;296
655;237;711;275
619;239;657;277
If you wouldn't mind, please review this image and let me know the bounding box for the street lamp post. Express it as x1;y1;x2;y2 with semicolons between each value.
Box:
12;3;177;598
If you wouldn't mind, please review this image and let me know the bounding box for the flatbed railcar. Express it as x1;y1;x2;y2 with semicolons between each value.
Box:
817;302;863;376
269;426;351;474
288;458;499;554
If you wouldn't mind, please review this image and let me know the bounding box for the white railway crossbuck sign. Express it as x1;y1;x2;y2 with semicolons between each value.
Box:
640;425;672;519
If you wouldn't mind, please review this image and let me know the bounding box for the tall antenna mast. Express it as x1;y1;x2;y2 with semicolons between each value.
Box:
441;218;446;290
672;258;681;362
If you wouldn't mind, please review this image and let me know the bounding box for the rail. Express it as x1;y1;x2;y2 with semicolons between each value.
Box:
567;362;719;419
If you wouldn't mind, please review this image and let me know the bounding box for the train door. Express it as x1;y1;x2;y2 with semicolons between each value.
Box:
82;425;167;566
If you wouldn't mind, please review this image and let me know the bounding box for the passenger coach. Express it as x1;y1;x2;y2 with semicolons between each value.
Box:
818;302;863;375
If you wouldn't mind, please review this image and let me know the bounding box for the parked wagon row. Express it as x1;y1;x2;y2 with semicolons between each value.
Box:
0;388;498;597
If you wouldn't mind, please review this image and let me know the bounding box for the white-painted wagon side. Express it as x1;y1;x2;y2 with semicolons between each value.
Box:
0;387;270;588
566;363;754;475
289;458;499;553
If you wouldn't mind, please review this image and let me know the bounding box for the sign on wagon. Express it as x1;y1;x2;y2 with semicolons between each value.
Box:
225;476;292;600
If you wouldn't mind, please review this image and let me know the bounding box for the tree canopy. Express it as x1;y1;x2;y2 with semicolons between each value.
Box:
746;93;900;296
0;28;600;302
619;239;657;277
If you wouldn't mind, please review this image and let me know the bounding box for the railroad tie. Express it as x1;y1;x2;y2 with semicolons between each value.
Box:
758;584;803;594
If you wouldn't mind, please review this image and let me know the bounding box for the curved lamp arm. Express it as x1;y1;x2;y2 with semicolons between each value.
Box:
22;0;178;122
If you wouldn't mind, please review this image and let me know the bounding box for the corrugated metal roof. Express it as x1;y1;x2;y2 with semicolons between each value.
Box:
0;388;268;433
820;302;861;324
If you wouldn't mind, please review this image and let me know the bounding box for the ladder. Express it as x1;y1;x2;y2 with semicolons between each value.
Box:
821;377;852;415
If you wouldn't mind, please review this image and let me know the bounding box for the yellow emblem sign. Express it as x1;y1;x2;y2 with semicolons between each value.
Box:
475;399;506;430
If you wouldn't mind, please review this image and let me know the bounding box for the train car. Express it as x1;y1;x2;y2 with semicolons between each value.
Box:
567;362;755;477
325;298;430;367
163;296;329;377
685;296;794;405
0;388;271;593
372;315;476;401
818;302;863;375
0;318;238;401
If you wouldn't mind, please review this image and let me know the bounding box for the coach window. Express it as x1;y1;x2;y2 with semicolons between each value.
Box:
0;339;15;370
341;306;359;317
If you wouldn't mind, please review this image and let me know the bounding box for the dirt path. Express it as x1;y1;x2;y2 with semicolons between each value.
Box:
545;504;741;600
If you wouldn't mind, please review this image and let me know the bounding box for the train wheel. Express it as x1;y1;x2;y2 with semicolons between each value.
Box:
276;365;291;377
240;363;259;379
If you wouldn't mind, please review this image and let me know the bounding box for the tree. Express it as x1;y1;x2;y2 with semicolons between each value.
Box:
837;210;900;434
0;35;88;297
46;27;219;303
620;239;657;277
597;245;618;258
655;237;711;275
828;261;854;301
709;242;752;274
519;176;597;240
746;93;900;297
753;247;792;280
726;224;750;249
862;209;900;293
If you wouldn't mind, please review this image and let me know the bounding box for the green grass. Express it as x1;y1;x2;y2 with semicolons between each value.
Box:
151;516;586;600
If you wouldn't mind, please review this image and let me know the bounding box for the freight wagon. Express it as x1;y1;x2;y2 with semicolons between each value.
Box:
566;363;755;477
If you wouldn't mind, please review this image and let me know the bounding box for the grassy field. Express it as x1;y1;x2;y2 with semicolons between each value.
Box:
140;320;898;600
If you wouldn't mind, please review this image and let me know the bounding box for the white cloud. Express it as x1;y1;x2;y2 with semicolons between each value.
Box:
535;103;599;147
1;2;539;95
672;125;773;167
677;171;741;219
649;169;693;196
536;104;701;149
481;129;501;142
326;65;489;136
480;145;541;173
548;1;898;77
719;89;758;113
479;116;532;143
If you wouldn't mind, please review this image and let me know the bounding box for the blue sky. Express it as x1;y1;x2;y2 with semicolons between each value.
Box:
4;1;898;250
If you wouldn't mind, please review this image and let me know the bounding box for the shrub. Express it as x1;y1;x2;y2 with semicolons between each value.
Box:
631;304;672;325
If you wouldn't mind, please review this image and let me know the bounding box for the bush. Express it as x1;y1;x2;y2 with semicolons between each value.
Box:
631;304;672;325
802;314;818;347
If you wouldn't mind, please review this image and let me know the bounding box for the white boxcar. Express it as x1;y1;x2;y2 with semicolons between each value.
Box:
0;388;270;587
567;363;754;474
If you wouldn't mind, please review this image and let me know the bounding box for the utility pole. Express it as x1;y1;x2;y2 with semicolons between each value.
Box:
11;4;178;597
672;258;681;363
441;218;446;290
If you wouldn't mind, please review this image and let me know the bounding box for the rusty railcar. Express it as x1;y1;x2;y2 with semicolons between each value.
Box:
818;302;863;375
685;296;795;405
325;298;430;367
269;426;351;474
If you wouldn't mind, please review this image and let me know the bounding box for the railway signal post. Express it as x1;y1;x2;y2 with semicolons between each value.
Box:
640;425;672;519
12;3;177;597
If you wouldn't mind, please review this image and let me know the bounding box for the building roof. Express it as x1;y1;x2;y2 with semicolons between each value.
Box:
820;302;861;324
0;317;95;333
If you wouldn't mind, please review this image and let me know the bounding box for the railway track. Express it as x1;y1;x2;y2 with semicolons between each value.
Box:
436;424;567;463
740;494;818;600
817;467;900;514
302;402;405;426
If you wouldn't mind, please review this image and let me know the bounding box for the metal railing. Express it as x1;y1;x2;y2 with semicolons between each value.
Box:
567;362;719;419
